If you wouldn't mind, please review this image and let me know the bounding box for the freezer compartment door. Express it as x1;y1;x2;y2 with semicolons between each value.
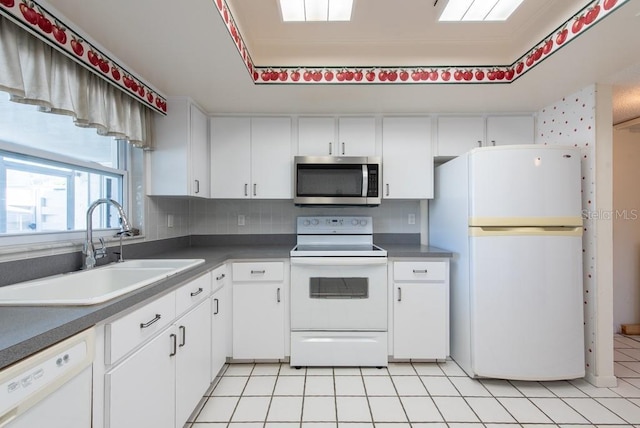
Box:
469;145;582;225
469;231;585;380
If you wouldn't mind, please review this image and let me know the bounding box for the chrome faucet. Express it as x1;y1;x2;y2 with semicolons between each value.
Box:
83;198;133;269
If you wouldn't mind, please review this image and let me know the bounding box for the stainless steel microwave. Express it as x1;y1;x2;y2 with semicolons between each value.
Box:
294;156;382;206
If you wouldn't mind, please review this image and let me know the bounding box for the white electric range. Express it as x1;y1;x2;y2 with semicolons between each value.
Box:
289;216;388;367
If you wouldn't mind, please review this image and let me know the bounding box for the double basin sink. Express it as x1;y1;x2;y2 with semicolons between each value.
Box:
0;259;205;306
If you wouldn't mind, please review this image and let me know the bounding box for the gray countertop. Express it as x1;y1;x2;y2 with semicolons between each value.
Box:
0;243;452;370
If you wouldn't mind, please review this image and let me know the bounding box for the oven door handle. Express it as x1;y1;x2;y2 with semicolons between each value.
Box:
290;257;387;266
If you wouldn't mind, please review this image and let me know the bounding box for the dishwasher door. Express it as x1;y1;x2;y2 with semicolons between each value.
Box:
0;329;94;428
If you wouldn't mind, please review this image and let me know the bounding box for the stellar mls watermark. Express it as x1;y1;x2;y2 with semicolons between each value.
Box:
582;209;639;221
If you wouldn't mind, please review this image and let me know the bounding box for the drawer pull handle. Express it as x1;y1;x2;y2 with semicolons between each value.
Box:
214;298;219;315
398;287;402;302
140;314;161;329
190;287;204;297
413;269;428;274
169;333;177;357
216;273;226;281
251;270;266;274
179;325;186;347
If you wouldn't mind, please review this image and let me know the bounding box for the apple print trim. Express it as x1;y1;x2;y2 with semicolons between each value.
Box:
212;0;627;85
0;0;167;114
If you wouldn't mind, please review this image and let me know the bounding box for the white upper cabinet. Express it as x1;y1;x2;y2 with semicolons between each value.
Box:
211;117;292;199
298;117;376;156
436;115;535;157
436;116;484;157
382;117;433;199
149;97;209;197
337;117;377;156
251;117;293;199
210;117;251;199
298;117;335;156
486;115;535;146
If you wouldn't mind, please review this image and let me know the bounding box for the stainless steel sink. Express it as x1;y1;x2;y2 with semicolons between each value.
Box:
0;259;205;306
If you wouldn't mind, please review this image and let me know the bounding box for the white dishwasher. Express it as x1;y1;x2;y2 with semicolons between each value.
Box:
0;329;94;428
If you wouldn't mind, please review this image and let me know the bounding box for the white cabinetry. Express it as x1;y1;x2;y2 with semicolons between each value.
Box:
149;96;209;197
486;115;535;146
298;117;376;156
382;117;433;199
436;115;535;157
210;117;292;199
436;116;484;157
175;299;211;426
211;264;229;378
392;260;449;360
105;325;175;428
104;272;212;428
232;261;286;360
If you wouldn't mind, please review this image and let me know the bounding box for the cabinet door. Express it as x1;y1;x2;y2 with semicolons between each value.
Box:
148;97;189;196
436;116;484;157
382;117;433;199
298;117;335;156
251;117;293;198
190;103;210;197
106;329;175;428
393;283;448;359
486;115;534;146
211;117;251;198
233;282;284;360
337;117;376;156
175;300;212;428
211;285;227;378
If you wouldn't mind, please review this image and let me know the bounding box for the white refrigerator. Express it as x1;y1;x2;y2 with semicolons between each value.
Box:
429;145;585;380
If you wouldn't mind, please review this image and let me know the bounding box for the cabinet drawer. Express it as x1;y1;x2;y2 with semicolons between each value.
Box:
106;291;176;365
232;262;284;282
176;272;212;316
394;261;446;281
212;264;228;292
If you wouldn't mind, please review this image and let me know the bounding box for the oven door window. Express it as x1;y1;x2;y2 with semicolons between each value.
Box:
309;278;368;299
297;165;363;197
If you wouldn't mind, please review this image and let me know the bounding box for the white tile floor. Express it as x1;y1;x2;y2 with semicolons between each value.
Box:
186;335;640;427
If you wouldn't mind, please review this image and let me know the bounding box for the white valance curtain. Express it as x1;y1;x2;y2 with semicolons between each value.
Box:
0;16;153;148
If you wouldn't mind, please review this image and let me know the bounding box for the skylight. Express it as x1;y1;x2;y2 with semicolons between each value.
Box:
439;0;525;21
279;0;354;22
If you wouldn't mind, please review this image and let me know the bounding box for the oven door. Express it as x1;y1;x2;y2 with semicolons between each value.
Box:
290;257;388;331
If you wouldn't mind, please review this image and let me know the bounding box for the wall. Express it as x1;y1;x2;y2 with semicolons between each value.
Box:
189;199;421;235
536;84;616;386
613;128;640;330
144;197;191;240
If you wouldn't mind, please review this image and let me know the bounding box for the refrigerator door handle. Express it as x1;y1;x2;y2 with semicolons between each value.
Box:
469;226;582;237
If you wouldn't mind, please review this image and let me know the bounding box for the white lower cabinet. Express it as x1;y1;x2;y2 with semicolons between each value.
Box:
175;300;211;426
106;327;175;428
232;261;286;360
392;260;450;360
104;273;212;428
211;264;229;378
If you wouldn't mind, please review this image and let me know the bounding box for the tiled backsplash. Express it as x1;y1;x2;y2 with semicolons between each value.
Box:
189;199;421;235
145;196;191;240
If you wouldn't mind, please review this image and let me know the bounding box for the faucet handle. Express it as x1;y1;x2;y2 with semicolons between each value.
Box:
95;237;107;259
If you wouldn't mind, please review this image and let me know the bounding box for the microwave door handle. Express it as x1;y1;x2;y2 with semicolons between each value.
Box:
362;164;368;197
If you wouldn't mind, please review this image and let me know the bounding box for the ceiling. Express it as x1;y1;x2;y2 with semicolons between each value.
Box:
44;0;640;124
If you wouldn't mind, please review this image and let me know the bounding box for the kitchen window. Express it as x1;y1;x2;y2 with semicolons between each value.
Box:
0;92;138;243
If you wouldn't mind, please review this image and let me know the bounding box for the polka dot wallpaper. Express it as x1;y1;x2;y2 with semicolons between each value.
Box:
536;84;597;377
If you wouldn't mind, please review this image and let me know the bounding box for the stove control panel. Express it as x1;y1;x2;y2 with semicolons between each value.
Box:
297;216;373;235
